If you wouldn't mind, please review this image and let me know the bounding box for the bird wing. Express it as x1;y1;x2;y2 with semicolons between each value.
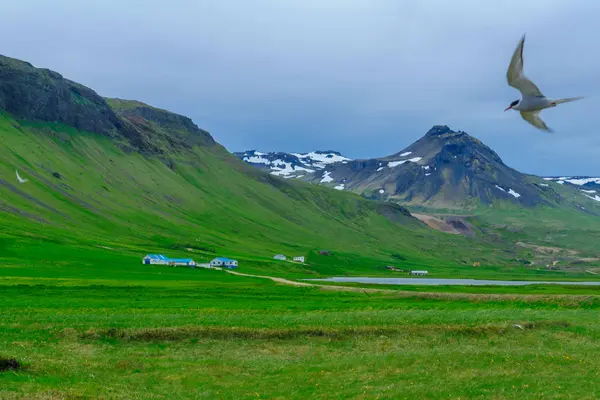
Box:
15;170;27;182
520;111;552;132
507;35;544;97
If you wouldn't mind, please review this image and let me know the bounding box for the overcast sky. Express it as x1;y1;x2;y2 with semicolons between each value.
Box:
1;0;599;175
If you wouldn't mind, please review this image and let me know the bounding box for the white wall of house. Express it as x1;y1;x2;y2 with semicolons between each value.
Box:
143;257;168;265
210;259;224;267
210;258;237;268
293;256;305;263
169;261;196;267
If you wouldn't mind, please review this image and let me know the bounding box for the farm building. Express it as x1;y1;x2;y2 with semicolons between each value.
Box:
293;256;305;263
168;258;196;267
410;270;429;276
319;250;331;256
142;254;169;265
143;254;196;267
274;254;287;261
210;257;238;268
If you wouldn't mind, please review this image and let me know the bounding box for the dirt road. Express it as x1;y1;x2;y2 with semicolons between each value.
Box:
224;270;394;293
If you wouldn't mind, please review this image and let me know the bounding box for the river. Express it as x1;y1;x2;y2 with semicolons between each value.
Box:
304;277;600;286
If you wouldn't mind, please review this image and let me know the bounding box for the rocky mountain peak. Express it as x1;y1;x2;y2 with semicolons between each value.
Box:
425;125;454;136
0;54;123;137
236;125;572;209
0;54;216;153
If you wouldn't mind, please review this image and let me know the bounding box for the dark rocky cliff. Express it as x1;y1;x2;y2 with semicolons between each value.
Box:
0;54;215;153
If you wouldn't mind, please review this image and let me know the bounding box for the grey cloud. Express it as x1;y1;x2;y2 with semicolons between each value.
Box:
1;0;599;175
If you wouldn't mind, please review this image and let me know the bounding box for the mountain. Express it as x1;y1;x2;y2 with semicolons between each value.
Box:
233;150;351;178
237;125;600;212
306;125;557;208
542;176;600;202
1;54;514;272
0;55;214;154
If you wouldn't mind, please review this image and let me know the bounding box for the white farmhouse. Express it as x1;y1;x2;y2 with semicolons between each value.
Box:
168;258;196;267
293;256;305;263
142;254;169;265
274;254;287;261
210;257;239;269
410;270;429;276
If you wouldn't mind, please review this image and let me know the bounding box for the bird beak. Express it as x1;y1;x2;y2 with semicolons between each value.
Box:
504;106;512;112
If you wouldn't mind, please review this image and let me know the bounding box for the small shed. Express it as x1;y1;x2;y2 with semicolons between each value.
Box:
168;258;196;267
293;256;305;263
410;270;429;276
274;254;287;261
318;250;331;256
143;254;169;265
210;257;238;269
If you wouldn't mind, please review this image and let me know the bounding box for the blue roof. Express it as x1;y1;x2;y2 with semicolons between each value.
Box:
145;254;168;260
213;257;237;262
170;258;194;263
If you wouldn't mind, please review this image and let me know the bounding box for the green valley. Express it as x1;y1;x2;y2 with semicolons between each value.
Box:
2;53;600;399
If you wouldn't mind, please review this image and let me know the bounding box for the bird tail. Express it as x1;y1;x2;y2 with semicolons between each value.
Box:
554;96;584;105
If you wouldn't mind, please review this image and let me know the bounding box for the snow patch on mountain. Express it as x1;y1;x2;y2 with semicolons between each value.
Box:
388;157;422;168
320;171;334;183
334;184;345;190
508;189;521;198
270;160;314;176
291;151;351;169
583;193;600;202
243;155;271;164
236;150;349;177
495;185;521;198
388;160;407;168
544;176;600;186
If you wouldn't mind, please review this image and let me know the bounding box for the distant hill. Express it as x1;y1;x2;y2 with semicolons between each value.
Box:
236;125;600;213
233;150;351;178
542;176;600;201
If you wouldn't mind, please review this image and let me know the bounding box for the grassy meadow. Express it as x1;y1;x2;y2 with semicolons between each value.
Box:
2;260;600;399
1;243;600;399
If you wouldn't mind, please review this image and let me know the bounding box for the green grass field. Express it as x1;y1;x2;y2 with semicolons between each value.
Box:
2;263;600;399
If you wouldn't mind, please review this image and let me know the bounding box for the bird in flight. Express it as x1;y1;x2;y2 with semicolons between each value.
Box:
505;34;583;132
16;170;28;184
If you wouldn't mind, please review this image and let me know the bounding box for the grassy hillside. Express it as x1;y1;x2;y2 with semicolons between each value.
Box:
407;198;600;270
1;110;529;277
